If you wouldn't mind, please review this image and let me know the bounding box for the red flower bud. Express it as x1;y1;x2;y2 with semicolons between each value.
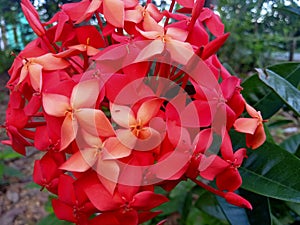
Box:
224;192;253;210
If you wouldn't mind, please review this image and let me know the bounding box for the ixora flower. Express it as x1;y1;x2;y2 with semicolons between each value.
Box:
2;0;267;224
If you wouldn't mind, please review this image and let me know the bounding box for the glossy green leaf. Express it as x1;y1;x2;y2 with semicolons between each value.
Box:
280;133;300;154
242;63;300;118
263;63;300;86
268;119;294;128
195;191;227;221
239;141;300;203
264;124;275;144
257;69;300;116
239;189;272;225
216;195;250;225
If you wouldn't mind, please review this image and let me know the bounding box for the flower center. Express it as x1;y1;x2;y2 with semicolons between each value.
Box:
130;119;144;137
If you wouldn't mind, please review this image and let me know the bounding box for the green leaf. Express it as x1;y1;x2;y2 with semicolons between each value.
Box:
155;181;195;217
280;6;300;16
242;75;280;119
0;148;23;160
280;133;300;154
242;63;300;119
195;191;227;221
240;141;300;203
0;163;4;180
181;191;193;223
271;214;283;225
186;208;228;225
216;195;250;225
264;124;275;144
270;199;296;224
37;213;73;225
186;208;203;225
3;165;23;178
268;119;294;128
25;182;41;189
257;69;300;116
286;201;300;216
239;189;272;225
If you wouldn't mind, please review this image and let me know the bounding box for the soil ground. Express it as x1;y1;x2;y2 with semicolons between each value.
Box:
0;73;49;225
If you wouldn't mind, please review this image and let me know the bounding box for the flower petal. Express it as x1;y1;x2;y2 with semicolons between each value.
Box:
137;98;163;125
110;104;136;128
233;118;258;135
76;109;115;137
181;100;212;127
60;149;97;172
166;40;194;65
199;155;228;180
135;40;164;62
102;137;132;159
90;212;120;225
103;0;124;27
71;79;100;109
216;168;242;192
35;53;69;70
143;13;163;32
125;7;143;23
43;93;70;117
246;124;266;149
18;66;29;85
85;182;121;211
28;63;43;91
76;0;102;24
166;27;188;42
131;191;168;210
115;129;137;149
60;114;78;150
52;199;76;223
135;127;162;151
96;159;120;194
245;103;259;118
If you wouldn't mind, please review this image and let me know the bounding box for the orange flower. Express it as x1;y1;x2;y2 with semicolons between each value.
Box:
234;103;266;149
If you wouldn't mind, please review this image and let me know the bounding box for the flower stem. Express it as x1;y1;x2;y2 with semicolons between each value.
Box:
164;0;176;27
190;177;225;198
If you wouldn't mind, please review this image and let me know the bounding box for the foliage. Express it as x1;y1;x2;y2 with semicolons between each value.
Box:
0;50;15;74
0;147;23;186
217;0;300;74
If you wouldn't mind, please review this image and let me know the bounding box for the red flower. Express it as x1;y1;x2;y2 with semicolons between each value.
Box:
33;151;65;194
84;174;168;225
43;79;114;150
52;174;96;224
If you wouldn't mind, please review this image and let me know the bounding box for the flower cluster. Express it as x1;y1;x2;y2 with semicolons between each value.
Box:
3;0;267;224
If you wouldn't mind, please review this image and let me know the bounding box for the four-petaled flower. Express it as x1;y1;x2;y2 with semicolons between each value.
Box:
234;103;266;149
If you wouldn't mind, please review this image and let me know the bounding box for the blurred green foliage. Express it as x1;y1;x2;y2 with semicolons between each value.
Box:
0;147;23;186
217;0;300;74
